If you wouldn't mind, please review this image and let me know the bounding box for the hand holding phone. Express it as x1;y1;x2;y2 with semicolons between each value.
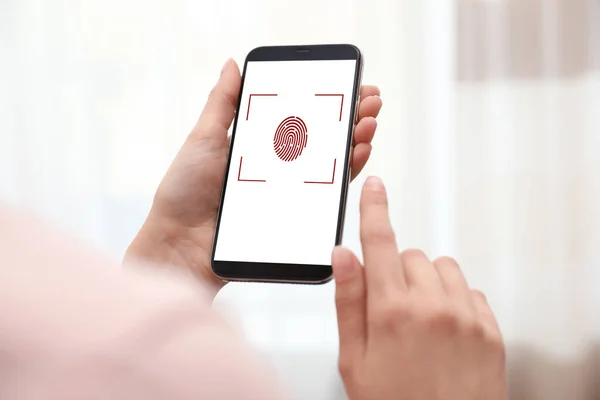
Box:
211;45;365;284
128;49;381;293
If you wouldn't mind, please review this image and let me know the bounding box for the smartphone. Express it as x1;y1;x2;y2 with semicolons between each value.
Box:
211;44;363;284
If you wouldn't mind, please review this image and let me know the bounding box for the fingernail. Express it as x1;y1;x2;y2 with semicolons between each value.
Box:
365;176;384;191
221;58;233;75
332;247;356;282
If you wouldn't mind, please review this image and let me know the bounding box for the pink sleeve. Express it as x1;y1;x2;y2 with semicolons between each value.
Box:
0;208;287;400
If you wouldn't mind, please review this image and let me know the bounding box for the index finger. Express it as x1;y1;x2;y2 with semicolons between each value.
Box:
359;177;405;296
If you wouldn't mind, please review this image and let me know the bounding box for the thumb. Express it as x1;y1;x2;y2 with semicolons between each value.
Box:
195;58;241;139
332;246;367;373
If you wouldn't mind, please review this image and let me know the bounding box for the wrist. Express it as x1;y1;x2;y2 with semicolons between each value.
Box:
125;211;224;298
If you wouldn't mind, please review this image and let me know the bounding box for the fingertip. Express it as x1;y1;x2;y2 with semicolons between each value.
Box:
221;58;240;77
353;116;377;144
360;85;381;98
373;95;383;114
218;58;241;95
360;176;389;213
364;176;385;192
332;245;346;258
354;142;372;158
332;246;352;266
358;96;382;120
220;58;233;75
366;95;383;110
196;59;241;134
350;143;372;181
332;246;359;283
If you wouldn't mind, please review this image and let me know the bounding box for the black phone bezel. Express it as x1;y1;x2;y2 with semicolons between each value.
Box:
211;44;363;284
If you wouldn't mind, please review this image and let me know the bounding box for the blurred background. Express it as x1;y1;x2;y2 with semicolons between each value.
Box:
1;0;599;398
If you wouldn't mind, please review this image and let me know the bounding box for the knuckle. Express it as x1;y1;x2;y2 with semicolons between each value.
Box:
370;298;408;329
223;91;238;108
471;289;488;303
208;86;219;99
338;357;356;381
400;249;428;265
360;224;396;246
335;286;363;309
424;304;458;331
462;318;485;339
208;87;237;109
495;339;507;363
434;255;459;268
207;87;222;106
484;330;506;354
484;333;506;365
191;120;223;141
201;119;221;134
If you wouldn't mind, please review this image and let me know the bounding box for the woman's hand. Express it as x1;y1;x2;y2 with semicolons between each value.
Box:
333;177;507;400
126;59;383;297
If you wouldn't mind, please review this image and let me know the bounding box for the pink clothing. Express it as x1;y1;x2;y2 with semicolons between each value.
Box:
0;208;286;400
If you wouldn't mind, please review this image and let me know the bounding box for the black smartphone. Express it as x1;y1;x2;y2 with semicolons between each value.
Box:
211;44;363;284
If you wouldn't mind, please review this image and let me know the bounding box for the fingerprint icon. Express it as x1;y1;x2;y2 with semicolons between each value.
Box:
273;116;308;162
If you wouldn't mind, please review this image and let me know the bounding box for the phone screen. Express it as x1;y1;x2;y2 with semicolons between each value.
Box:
214;59;358;267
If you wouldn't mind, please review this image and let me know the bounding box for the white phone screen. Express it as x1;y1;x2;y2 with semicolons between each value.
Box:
214;59;358;266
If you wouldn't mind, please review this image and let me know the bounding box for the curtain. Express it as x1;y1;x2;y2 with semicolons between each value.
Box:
1;0;598;398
